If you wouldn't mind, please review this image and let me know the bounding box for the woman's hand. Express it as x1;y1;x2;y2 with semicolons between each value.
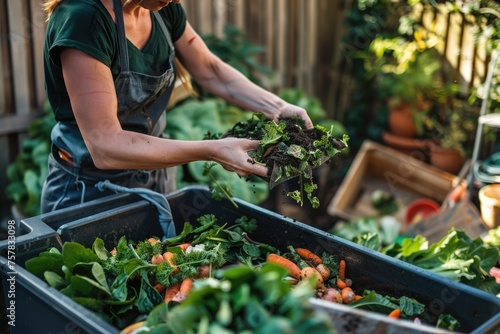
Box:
272;102;313;129
212;137;269;178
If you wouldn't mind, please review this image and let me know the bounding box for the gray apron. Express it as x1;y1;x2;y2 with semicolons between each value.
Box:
42;0;177;214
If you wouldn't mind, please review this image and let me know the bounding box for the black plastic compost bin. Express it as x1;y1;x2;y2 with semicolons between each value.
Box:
1;185;500;334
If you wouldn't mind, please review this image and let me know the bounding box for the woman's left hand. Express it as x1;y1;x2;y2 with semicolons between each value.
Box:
273;102;313;129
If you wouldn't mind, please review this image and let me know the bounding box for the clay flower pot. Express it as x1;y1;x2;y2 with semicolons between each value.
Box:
428;144;465;175
381;131;429;162
388;102;418;138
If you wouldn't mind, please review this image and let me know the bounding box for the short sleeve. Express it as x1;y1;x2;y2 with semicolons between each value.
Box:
45;0;116;68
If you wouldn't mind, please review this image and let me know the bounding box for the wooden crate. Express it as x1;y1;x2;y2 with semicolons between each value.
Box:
327;140;458;224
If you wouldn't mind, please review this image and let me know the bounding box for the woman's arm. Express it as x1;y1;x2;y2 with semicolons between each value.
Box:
174;22;313;128
60;47;269;177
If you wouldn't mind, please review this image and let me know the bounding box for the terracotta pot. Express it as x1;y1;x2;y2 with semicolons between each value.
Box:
428;145;465;175
388;103;418;138
381;131;429;162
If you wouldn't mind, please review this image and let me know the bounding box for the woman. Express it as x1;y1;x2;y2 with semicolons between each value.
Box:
41;0;313;216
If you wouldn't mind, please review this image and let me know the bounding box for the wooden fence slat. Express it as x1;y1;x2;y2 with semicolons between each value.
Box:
6;0;31;115
30;0;47;107
0;0;8;116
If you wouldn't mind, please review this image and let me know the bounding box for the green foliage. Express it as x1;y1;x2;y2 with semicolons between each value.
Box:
333;222;500;295
5;101;56;216
137;264;336;334
25;214;270;329
222;113;349;208
164;98;270;204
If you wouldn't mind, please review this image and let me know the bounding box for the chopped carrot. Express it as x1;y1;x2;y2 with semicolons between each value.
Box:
163;251;179;274
341;287;355;304
338;259;346;281
171;278;193;303
388;308;401;319
148;237;160;245
197;265;211;278
178;243;191;252
267;253;301;279
153;282;166;293
336;278;347;289
164;282;181;303
295;248;323;266
179;277;193;294
151;254;165;265
354;295;363;301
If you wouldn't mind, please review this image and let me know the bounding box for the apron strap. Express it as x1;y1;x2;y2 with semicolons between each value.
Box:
112;0;129;72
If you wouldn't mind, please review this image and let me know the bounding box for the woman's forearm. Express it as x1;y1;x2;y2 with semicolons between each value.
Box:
194;59;286;120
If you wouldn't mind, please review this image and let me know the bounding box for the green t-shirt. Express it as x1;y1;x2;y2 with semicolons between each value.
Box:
44;0;187;122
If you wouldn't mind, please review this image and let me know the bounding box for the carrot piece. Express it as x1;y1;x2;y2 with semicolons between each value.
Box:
295;248;323;265
151;254;165;265
267;253;301;279
178;243;191;252
163;251;179;274
171;277;194;302
153;282;166;293
164;282;181;303
338;259;346;281
197;265;211;278
179;277;193;294
388;308;401;319
354;295;363;301
148;237;160;245
336;278;347;289
341;287;355;304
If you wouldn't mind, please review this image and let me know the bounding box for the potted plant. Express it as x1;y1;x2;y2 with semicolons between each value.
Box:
360;25;444;135
422;99;477;174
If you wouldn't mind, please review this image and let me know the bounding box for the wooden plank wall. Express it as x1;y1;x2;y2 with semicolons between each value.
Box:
0;0;493;219
0;0;46;218
182;0;351;121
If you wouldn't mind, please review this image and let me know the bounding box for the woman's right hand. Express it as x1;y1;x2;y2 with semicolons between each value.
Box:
212;137;270;178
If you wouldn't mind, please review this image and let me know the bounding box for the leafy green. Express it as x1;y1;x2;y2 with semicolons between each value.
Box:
137;264;336;333
222;113;348;208
381;229;500;294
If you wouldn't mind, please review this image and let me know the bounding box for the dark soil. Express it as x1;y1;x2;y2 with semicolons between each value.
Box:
223;117;347;177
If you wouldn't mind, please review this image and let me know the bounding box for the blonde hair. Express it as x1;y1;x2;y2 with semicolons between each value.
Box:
42;0;63;19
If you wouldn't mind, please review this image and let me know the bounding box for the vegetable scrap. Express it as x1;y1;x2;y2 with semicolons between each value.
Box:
25;214;462;333
219;112;349;208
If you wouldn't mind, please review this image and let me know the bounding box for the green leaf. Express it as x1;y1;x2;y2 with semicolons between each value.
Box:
25;250;64;279
134;273;164;313
62;242;100;271
72;297;105;312
44;271;67;289
70;275;111;297
111;273;131;302
73;262;110;291
92;238;111;261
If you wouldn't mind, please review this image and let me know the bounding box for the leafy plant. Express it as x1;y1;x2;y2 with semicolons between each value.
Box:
5;101;56;216
135;264;335;334
221;113;349;208
333;223;500;295
25;214;268;329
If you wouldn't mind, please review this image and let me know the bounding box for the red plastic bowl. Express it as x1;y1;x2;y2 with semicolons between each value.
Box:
405;198;440;224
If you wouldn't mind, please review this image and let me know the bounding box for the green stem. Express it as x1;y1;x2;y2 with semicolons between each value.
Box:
209;173;239;208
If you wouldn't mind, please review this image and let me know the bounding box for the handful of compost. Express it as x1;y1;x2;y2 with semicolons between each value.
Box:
222;113;348;208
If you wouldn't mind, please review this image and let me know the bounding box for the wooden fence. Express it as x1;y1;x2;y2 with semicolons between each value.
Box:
0;0;493;219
